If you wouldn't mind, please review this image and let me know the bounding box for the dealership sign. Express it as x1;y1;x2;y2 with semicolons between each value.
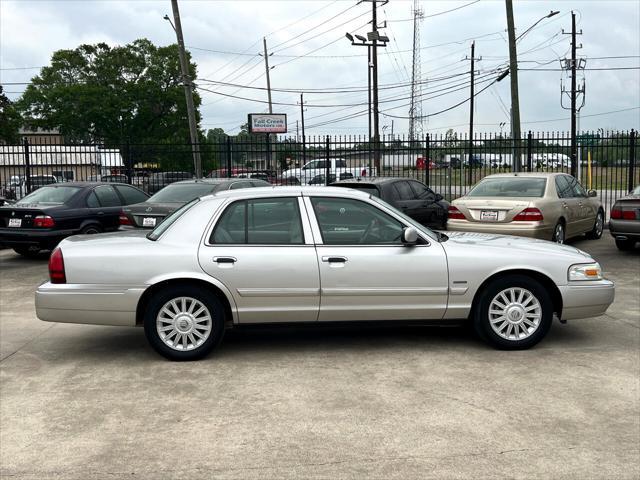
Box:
248;113;287;134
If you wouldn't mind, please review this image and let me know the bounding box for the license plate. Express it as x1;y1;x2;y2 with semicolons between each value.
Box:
8;218;22;227
143;217;157;227
480;210;499;221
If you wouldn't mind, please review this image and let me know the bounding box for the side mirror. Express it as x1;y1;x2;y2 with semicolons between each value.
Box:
401;226;419;245
588;189;597;197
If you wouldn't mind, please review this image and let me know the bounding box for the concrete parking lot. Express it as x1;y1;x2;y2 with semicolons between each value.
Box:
0;235;638;480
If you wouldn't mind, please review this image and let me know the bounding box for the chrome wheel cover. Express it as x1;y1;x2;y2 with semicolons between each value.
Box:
488;287;542;341
156;297;212;351
595;213;603;236
554;224;565;244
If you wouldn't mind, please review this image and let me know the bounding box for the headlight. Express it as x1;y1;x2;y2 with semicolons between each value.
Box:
568;263;603;281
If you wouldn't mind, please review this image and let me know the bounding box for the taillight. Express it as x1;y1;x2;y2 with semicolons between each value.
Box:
119;210;132;226
513;207;544;221
448;205;466;220
610;208;622;219
611;206;637;220
623;210;637;220
33;215;55;228
49;247;66;284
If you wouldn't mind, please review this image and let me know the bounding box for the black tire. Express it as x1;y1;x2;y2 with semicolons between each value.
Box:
615;238;636;251
13;246;41;258
80;224;103;235
551;220;566;244
143;285;225;361
586;210;604;240
474;274;553;350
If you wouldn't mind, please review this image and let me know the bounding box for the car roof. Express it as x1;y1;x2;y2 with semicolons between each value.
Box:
32;181;134;187
171;179;265;186
200;185;371;202
332;176;418;186
483;172;566;179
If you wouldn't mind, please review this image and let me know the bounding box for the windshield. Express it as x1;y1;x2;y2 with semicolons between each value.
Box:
468;177;547;198
369;195;438;240
147;198;200;241
17;186;81;205
148;183;215;203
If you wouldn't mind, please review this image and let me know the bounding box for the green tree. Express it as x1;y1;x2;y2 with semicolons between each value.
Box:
18;39;200;147
0;85;22;144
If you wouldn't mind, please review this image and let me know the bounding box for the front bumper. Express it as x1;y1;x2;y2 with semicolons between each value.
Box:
558;279;615;320
35;282;145;327
446;220;552;239
0;228;77;248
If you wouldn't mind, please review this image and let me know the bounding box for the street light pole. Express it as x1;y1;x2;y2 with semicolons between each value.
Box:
168;0;202;178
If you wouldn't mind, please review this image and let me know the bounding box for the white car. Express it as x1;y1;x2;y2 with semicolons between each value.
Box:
283;158;375;185
36;187;614;360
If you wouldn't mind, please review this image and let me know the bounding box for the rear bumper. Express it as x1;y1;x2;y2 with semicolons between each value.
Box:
609;219;640;240
35;282;145;327
559;279;615;320
0;228;77;248
446;220;552;239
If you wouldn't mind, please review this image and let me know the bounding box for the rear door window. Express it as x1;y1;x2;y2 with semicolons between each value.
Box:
114;185;148;205
555;176;572;198
94;185;121;207
392;181;415;200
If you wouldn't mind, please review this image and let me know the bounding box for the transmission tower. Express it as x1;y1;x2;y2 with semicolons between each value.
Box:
408;0;424;140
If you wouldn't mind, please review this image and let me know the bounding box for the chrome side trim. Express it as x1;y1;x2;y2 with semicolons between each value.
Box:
236;288;321;297
321;287;448;296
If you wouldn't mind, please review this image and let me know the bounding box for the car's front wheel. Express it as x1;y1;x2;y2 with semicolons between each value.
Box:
143;285;226;361
474;274;553;350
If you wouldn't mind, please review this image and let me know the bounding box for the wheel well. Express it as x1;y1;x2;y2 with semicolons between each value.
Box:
470;269;563;318
135;278;234;327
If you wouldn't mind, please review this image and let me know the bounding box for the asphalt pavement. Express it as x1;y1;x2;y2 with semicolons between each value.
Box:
0;235;638;479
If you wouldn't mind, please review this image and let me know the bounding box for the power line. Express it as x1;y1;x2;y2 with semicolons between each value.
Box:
388;0;481;22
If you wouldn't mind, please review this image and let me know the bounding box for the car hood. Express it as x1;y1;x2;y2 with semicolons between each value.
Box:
443;231;592;260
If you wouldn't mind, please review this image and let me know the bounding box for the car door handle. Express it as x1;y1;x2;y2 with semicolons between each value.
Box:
562;202;569;209
321;256;348;263
97;211;104;216
213;256;237;264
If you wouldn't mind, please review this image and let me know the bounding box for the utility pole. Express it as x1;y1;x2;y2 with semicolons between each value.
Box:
296;120;299;138
466;41;481;186
262;37;273;170
505;0;522;172
169;0;201;178
299;93;306;163
561;11;584;177
368;46;372;141
371;0;381;173
409;0;424;140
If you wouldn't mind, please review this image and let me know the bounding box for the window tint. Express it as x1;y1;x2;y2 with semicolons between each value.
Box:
94;185;121;207
567;176;587;197
554;176;572;198
408;181;434;199
86;191;99;208
17;186;80;205
115;185;148;205
229;181;253;190
468;178;547;198
392;181;415;200
311;197;404;245
211;198;303;245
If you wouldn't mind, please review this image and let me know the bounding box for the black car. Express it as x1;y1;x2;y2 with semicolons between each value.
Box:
331;177;449;229
0;182;148;257
142;171;194;194
120;178;270;229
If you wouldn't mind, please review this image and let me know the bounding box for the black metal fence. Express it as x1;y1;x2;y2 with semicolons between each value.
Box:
1;130;637;210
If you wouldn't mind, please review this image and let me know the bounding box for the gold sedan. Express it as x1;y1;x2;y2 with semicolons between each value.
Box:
447;173;604;244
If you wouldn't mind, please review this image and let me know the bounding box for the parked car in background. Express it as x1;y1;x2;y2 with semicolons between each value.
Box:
36;186;614;360
331;177;448;229
282;158;375;185
447;173;604;244
609;185;640;251
0;182;148;257
143;171;194;194
28;175;58;192
120;178;269;229
208;168;277;184
88;174;129;183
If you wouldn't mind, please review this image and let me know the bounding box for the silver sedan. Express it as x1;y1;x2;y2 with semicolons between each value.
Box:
36;187;615;360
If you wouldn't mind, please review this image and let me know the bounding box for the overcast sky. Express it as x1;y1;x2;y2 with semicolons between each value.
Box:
1;0;639;137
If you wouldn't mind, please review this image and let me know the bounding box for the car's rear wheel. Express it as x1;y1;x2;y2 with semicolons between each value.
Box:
13;246;41;258
552;220;565;244
80;224;102;235
474;274;553;350
615;238;636;251
143;285;225;361
586;210;604;239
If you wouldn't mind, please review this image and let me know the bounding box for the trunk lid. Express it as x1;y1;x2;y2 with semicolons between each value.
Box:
454;198;531;223
0;205;59;228
125;202;182;228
